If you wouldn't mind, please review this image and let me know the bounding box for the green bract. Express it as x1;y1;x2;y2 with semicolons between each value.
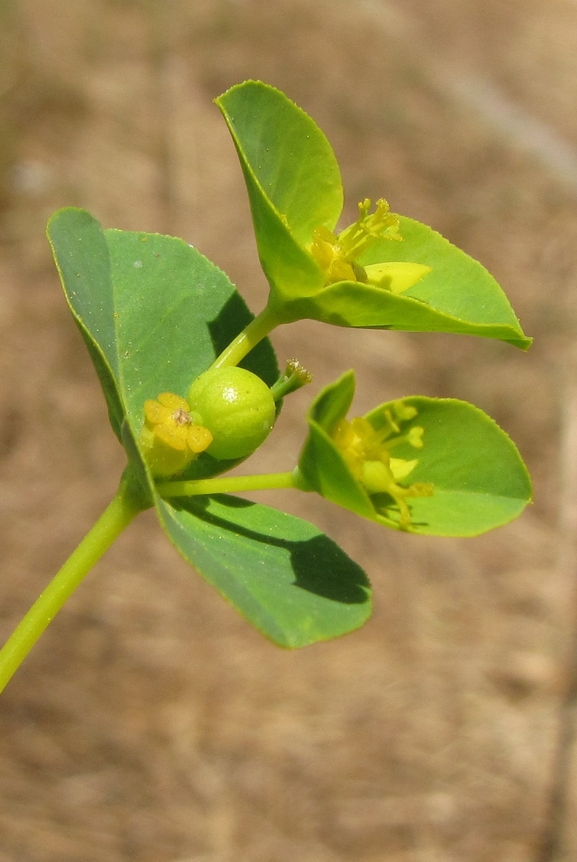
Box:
216;80;531;349
298;372;532;537
188;367;276;460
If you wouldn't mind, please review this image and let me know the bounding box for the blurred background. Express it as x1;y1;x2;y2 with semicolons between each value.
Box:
1;1;577;859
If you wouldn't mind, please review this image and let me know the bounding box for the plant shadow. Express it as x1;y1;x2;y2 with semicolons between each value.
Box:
170;493;371;605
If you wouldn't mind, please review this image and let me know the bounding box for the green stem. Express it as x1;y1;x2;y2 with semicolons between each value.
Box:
0;474;145;694
209;304;283;370
157;468;306;499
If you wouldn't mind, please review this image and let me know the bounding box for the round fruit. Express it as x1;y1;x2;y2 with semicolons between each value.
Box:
188;367;276;460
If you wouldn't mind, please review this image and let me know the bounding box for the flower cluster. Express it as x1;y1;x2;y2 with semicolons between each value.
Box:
307;198;430;294
140;392;213;477
332;401;433;529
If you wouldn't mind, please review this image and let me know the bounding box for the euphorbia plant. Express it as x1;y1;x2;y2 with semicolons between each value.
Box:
0;81;532;689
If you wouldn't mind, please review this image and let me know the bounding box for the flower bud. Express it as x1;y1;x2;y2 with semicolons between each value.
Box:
188;367;276;460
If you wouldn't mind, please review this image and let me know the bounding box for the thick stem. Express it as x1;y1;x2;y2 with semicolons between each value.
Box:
0;475;145;693
209;304;283;370
157;468;306;499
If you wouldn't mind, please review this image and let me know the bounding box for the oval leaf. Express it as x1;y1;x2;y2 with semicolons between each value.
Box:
47;208;125;438
216;81;340;304
156;494;372;648
366;396;532;535
216;80;343;241
298;372;376;520
354;216;531;349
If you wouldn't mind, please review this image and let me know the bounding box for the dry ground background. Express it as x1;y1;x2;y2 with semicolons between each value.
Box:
1;1;577;860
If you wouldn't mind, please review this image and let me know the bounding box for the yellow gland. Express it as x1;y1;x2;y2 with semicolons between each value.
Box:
333;403;433;529
140;392;213;477
307;198;431;294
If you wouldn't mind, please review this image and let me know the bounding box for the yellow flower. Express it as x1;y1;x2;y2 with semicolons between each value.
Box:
333;402;432;529
307;198;431;293
140;392;213;477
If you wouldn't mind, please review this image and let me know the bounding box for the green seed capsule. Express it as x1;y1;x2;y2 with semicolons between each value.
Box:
187;367;276;460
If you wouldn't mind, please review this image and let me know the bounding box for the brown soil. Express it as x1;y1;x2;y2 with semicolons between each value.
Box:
1;1;577;859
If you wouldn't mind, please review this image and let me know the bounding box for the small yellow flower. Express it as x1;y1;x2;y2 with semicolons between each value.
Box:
333;402;432;529
140;392;213;477
307;198;431;294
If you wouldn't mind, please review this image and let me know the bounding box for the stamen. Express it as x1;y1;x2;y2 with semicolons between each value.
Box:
172;407;192;426
331;402;433;528
307;198;402;287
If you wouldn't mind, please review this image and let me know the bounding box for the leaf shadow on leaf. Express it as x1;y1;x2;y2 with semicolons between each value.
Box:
207;292;278;385
173;494;371;605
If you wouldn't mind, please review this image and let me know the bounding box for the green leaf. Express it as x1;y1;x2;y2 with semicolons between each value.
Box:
357;216;530;349
368;397;532;536
216;80;343;240
47;208;125;439
286;216;531;349
156;493;372;648
299;372;376;520
299;373;532;537
47;208;278;482
216;80;341;304
287;280;530;349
